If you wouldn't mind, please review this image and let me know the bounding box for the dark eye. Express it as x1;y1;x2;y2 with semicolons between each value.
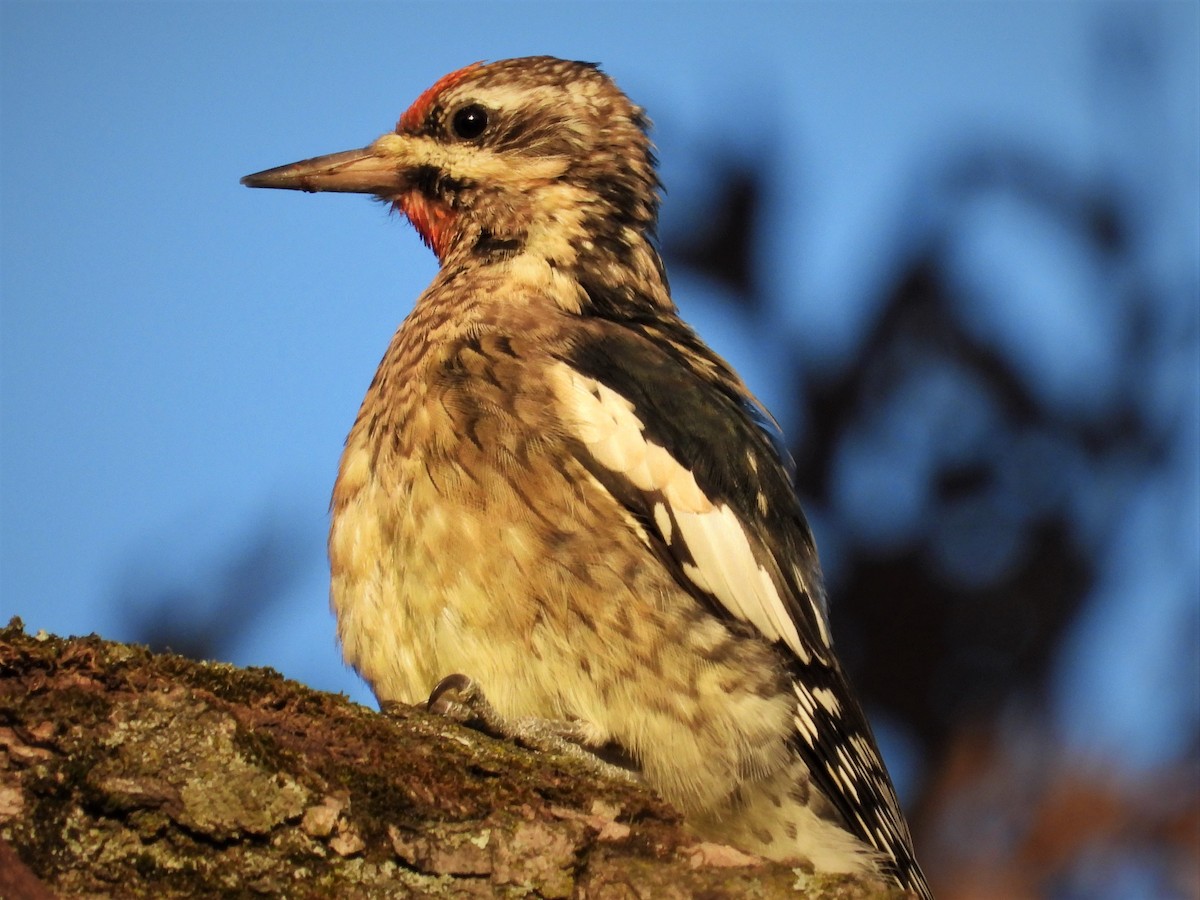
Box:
451;104;489;140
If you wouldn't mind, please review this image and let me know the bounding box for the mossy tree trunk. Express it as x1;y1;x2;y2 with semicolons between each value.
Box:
0;620;909;898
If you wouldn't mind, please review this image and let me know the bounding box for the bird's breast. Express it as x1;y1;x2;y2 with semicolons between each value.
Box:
326;325;577;709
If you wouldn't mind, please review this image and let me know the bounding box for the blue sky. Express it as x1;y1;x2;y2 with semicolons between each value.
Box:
2;0;1197;790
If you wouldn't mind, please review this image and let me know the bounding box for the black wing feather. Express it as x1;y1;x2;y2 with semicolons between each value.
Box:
560;320;924;891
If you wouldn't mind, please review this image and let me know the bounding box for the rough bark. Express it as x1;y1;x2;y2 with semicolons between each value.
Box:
0;619;910;899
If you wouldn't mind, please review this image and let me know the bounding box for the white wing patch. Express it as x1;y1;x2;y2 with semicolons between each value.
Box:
551;363;810;663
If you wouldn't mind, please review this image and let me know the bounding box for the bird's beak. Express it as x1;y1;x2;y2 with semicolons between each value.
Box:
241;145;402;195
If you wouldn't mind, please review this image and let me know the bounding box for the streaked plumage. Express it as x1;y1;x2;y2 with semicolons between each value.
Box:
242;56;931;897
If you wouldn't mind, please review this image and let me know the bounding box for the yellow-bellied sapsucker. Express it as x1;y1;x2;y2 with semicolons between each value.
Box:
243;56;931;897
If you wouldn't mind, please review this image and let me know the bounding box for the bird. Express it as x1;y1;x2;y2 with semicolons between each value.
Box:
242;56;932;897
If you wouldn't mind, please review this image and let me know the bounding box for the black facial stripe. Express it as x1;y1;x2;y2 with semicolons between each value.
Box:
409;164;472;198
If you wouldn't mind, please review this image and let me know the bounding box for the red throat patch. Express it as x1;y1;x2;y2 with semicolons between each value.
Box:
398;61;484;132
396;193;455;261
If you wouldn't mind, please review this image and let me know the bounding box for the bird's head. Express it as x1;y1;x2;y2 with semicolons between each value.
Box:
242;57;660;266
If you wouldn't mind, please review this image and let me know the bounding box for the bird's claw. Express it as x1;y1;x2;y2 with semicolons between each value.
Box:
426;673;509;737
425;672;640;784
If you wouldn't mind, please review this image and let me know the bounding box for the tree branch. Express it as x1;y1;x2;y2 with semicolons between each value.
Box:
0;619;909;898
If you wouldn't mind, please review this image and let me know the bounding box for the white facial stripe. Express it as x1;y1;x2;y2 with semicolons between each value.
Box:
372;132;570;189
453;83;537;113
551;364;808;662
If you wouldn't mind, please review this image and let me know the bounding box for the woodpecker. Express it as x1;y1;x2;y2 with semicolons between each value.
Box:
243;57;931;897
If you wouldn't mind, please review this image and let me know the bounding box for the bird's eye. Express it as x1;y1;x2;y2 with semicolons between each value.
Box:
451;104;489;140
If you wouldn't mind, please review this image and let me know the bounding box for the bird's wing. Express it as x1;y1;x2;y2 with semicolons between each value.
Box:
550;321;918;876
553;321;832;662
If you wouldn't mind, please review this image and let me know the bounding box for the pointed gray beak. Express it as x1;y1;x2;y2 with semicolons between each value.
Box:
241;146;401;195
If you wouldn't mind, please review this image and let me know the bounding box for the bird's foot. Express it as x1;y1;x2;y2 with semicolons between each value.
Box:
426;673;509;734
426;673;640;784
